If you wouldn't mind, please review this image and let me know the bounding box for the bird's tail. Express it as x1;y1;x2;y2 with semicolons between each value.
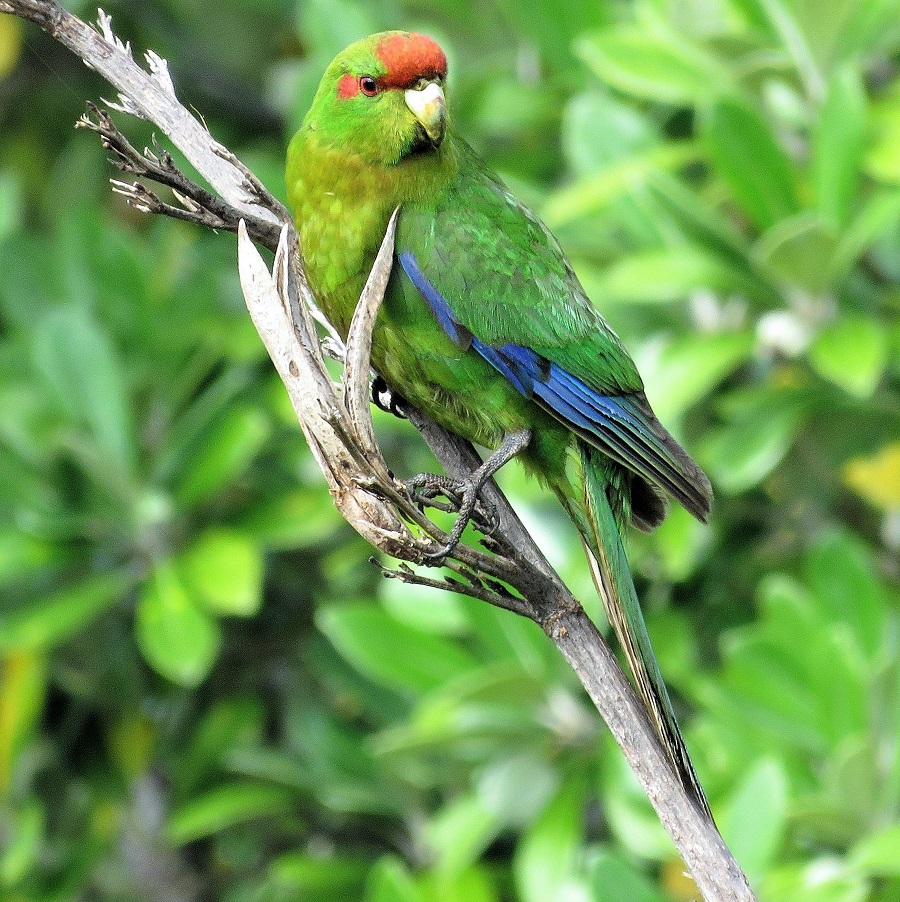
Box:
554;441;713;819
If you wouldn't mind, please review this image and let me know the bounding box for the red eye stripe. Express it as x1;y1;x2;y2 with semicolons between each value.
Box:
337;73;360;99
375;32;447;89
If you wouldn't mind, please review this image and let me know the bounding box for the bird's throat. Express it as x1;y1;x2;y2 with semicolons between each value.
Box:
287;132;456;336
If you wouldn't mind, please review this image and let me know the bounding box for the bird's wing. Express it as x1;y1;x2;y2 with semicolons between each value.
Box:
396;144;711;522
398;147;643;396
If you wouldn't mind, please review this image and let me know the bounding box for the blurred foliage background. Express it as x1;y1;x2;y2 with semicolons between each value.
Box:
1;0;900;899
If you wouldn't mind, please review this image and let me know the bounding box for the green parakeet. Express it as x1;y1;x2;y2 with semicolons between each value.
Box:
287;31;713;815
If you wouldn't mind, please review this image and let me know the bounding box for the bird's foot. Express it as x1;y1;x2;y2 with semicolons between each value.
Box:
405;472;501;558
406;429;532;562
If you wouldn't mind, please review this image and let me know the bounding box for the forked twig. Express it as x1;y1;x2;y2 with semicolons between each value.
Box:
343;208;400;467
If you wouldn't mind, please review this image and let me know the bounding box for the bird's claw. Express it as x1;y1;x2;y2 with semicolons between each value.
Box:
405;430;529;561
371;375;408;418
405;472;499;561
405;473;460;507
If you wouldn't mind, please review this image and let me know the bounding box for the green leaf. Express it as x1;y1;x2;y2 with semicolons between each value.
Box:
704;96;799;231
166;782;294;844
175;403;270;508
542;142;700;229
645;173;785;306
460;597;554;678
602;750;673;861
152;369;250;485
647;608;698;691
296;0;381;58
814;65;866;229
374;662;546;758
418;866;499;902
804;531;886;666
728;572;869;755
808;316;888;398
475;753;559;827
0;573;128;651
850;824;900;877
135;560;221;686
730;0;824;98
867;85;900;183
237;488;344;549
0;802;43;888
317;603;479;694
495;0;605;67
718;759;788;882
640;331;754;422
758;214;839;294
380;571;468;636
365;857;421;902
835;0;900;59
715;564;870;762
576;27;730;103
587;247;740;304
729;0;773;35
514;776;586;902
31;306;137;483
700;397;803;493
832;189;900;277
0;650;46;794
427;793;502;876
637;503;710;583
179;527;263;616
763;860;870;902
180;698;267;793
224;744;317;791
0;169;22;242
0;529;53;590
269;853;369;896
589;848;668;902
280;704;385;815
716;630;824;751
562;90;655;176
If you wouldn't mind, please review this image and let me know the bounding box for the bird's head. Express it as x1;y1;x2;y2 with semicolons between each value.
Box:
305;31;449;164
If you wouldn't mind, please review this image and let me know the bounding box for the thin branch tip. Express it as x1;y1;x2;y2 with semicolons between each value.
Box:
95;9;130;56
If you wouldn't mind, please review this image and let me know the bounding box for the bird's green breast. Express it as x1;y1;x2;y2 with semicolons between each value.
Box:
288;128;454;331
288;133;392;333
286;129;571;466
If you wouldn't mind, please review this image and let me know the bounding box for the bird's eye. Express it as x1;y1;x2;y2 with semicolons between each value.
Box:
359;76;379;96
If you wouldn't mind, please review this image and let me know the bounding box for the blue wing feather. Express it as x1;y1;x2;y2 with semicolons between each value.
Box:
470;339;534;396
398;251;473;349
398;249;707;517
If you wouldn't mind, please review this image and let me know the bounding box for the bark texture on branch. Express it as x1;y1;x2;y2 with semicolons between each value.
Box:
1;3;756;899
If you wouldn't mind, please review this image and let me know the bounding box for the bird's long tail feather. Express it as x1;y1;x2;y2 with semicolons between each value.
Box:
557;442;712;819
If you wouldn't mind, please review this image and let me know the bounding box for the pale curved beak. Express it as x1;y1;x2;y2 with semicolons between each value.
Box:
404;82;446;146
